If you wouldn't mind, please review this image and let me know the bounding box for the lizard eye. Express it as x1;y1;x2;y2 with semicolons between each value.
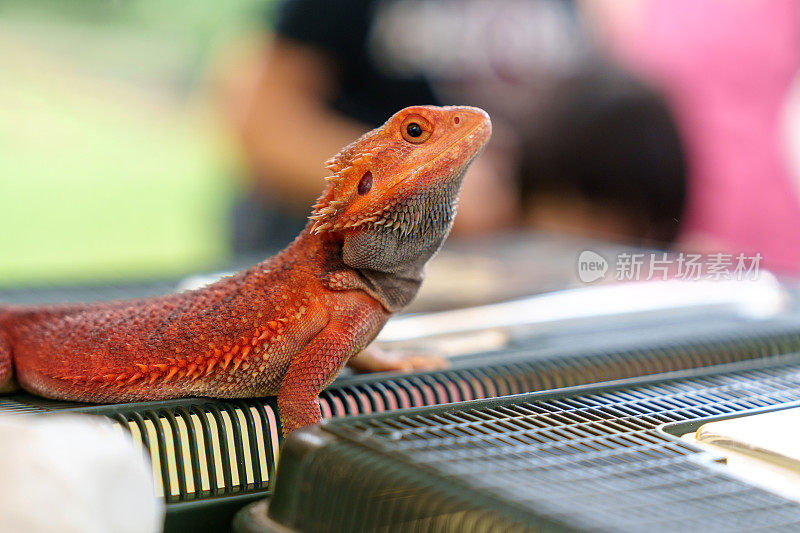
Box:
357;171;373;195
401;115;432;144
406;123;422;137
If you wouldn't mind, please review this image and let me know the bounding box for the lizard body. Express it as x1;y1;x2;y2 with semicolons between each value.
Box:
0;105;491;434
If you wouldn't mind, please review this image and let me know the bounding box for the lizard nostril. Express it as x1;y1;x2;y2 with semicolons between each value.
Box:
357;171;373;195
453;116;461;125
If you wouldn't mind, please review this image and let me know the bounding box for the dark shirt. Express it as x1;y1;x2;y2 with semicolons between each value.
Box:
275;0;440;127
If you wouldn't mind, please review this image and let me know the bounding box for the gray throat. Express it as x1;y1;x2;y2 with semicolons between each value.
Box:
342;180;462;313
352;269;423;313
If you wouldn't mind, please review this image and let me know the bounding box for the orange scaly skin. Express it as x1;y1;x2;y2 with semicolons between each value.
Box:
0;105;491;434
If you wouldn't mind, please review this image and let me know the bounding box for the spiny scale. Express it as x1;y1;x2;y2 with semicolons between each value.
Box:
310;141;382;233
62;294;313;388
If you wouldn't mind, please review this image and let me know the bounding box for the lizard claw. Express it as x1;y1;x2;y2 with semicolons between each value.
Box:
347;345;449;374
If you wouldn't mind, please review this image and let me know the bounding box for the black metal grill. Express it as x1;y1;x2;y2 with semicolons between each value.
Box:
4;317;800;507
267;357;800;532
57;398;279;502
318;321;800;417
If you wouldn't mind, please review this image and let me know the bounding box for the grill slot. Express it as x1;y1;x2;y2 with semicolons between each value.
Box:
99;400;280;502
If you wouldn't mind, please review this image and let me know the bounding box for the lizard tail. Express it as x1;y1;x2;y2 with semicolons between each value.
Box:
0;325;14;394
0;307;18;393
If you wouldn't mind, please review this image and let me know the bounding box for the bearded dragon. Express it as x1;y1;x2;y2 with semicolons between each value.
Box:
0;105;491;434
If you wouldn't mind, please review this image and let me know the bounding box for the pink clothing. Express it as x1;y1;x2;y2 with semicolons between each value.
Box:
609;0;800;273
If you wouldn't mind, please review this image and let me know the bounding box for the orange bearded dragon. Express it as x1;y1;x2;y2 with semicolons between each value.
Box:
0;105;492;434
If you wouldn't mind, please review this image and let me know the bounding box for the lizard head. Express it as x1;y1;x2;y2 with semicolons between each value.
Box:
310;105;492;280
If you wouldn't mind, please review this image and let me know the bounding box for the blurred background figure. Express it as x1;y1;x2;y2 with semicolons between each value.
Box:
591;0;800;274
222;0;688;252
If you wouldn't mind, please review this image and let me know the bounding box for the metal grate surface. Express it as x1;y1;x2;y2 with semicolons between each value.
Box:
270;357;800;532
318;322;800;418
5;318;800;506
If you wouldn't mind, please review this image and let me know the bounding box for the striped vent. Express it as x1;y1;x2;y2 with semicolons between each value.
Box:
100;401;281;502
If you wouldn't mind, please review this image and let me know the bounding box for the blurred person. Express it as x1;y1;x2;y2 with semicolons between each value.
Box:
519;65;686;245
221;0;687;252
592;0;800;273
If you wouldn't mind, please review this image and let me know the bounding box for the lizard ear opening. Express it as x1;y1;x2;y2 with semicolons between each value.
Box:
357;171;373;195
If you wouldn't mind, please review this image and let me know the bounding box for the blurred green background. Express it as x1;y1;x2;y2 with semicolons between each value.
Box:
0;0;271;286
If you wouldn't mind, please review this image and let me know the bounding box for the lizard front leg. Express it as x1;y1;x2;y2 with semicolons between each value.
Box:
277;293;387;435
324;270;448;375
